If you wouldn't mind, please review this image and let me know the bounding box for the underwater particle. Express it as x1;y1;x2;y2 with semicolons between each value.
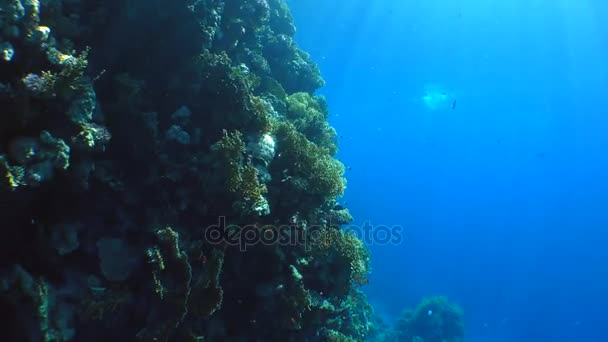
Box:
0;41;15;61
428;309;433;316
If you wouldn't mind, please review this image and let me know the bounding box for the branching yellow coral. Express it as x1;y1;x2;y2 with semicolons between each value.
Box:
146;246;167;299
241;162;268;207
214;130;247;193
0;156;25;190
286;92;337;154
146;227;193;328
248;95;274;133
274;122;345;199
325;330;358;342
43;47;91;97
213;130;269;215
314;228;371;285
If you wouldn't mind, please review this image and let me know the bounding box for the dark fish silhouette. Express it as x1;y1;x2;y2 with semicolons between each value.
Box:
451;99;457;110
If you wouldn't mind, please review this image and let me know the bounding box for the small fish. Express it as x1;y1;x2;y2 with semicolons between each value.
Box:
451;99;457;110
347;167;352;171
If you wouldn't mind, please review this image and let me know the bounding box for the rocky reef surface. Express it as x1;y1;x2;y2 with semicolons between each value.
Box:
371;296;465;342
0;0;374;341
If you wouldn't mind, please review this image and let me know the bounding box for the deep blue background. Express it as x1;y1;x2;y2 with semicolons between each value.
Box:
288;0;608;341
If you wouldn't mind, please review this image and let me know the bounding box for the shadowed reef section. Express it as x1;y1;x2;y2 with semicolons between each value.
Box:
0;0;373;340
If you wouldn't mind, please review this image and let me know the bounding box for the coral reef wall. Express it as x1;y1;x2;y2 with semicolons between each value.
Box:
0;0;373;341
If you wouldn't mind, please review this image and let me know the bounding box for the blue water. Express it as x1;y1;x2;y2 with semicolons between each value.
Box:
289;1;608;341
